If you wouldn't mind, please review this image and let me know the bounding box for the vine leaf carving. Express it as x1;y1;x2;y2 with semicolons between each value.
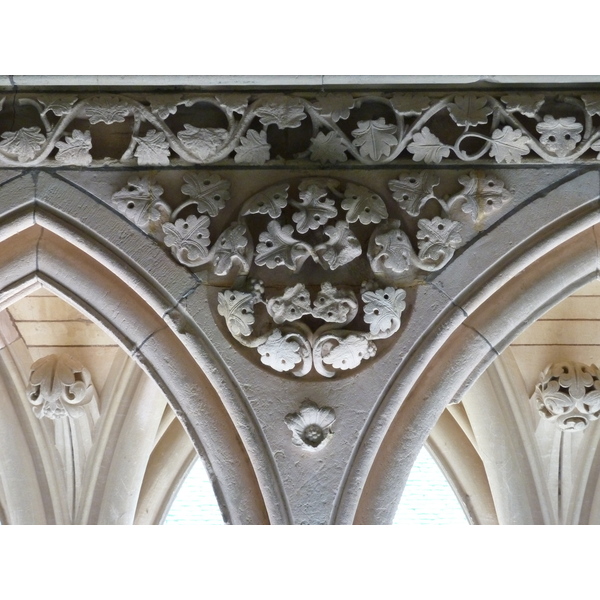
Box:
39;95;78;117
341;183;388;225
255;96;307;129
266;284;312;324
85;96;131;124
390;93;431;116
320;335;376;371
314;221;362;270
447;172;513;221
388;172;440;217
488;126;530;163
234;129;271;165
369;224;413;275
162;215;211;267
181;173;230;217
212;221;251;276
177;125;228;159
407;127;451;163
257;330;305;372
312;283;357;323
448;95;493;126
111;178;171;234
217;290;256;337
416;217;462;263
313;94;355;121
291;183;338;233
351;118;398;161
215;94;249;117
582;95;600;117
500;94;545;118
134;129;170;166
362;287;406;336
536;116;583;157
309;132;348;164
0;127;46;162
255;221;311;271
241;184;289;218
55;130;92;166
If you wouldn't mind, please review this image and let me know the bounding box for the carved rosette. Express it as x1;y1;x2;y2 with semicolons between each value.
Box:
27;354;95;420
3;92;600;167
534;362;600;431
285;400;336;451
110;171;512;378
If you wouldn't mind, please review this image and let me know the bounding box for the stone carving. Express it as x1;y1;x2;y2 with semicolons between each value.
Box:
534;361;600;431
2;92;600;167
27;354;95;420
110;172;512;377
285;400;336;451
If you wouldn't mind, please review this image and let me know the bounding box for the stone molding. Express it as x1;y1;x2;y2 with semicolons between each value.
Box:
1;91;600;168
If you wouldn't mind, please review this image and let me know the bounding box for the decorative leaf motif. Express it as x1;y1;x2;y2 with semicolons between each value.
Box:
313;93;355;121
390;93;431;116
0;127;46;162
407;127;451;163
536;115;583;157
234;130;271;164
55;130;92;166
266;284;312;324
309;132;348;164
241;184;289;218
162;215;211;267
285;400;335;450
501;94;545;118
148;94;182;119
351;118;398;161
177;124;228;159
216;94;249;117
448;95;493;126
312;283;357;323
582;95;600;117
255;96;307;129
314;221;362;270
291;183;338;233
447;172;513;221
388;172;440;216
217;290;256;337
85;96;131;124
369;223;414;275
38;95;78;116
212;221;251;276
362;287;406;337
320;335;376;370
257;330;304;372
255;221;311;271
488;126;530;163
416;217;463;262
181;173;230;217
134;129;170;166
111;178;171;234
341;183;388;225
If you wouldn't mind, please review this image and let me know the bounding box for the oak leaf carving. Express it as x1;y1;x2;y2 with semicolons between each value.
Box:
291;183;338;233
448;95;493;126
177;124;228;159
55;130;92;166
369;224;413;275
321;335;376;370
85;96;131;124
314;221;362;270
38;95;78;116
388;172;440;216
500;94;545;118
488;126;530;163
212;222;251;276
536;115;582;157
390;93;431;116
134;129;170;166
407;127;451;163
217;290;256;337
234;129;271;164
255;221;311;271
215;94;249;117
111;178;171;233
257;330;304;372
351;118;398;161
255;96;307;129
241;184;289;218
362;287;406;337
266;284;312;324
313;94;355;121
162;215;211;267
0;127;46;162
416;217;463;263
309;131;348;164
181;173;230;217
341;183;388;225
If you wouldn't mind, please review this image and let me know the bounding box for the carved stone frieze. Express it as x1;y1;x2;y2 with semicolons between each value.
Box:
534;361;600;431
285;400;335;451
109;170;512;377
27;354;95;420
1;92;600;167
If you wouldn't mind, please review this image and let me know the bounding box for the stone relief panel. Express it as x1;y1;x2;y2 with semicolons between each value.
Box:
1;92;600;167
109;169;514;378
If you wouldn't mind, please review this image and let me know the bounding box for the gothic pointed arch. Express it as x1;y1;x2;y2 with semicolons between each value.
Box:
0;171;288;524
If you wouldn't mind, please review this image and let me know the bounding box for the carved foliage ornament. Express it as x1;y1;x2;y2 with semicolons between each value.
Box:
27;354;95;420
2;92;600;167
110;171;512;377
285;400;335;451
534;361;600;431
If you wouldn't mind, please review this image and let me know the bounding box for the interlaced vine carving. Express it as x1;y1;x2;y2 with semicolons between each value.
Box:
110;170;513;377
2;92;600;167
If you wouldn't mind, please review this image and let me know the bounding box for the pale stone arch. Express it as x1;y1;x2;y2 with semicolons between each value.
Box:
0;171;288;524
343;170;600;524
